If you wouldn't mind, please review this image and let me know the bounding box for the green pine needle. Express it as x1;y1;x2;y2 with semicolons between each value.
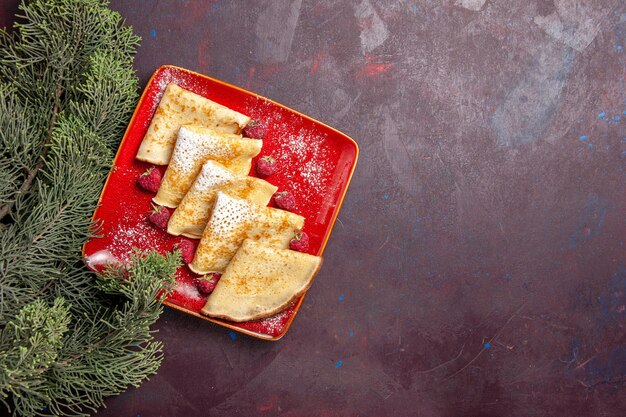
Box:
0;1;179;416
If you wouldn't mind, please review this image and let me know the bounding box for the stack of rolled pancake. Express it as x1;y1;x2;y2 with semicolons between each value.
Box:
136;83;321;322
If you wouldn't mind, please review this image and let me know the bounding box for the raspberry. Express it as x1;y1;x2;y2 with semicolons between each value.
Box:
196;273;221;295
243;120;266;139
289;231;310;252
274;191;296;211
137;167;162;193
175;240;195;264
147;205;171;230
256;156;276;178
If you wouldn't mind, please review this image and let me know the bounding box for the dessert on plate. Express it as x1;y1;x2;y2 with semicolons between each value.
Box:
188;192;305;274
152;125;262;207
132;81;322;326
167;160;277;239
136;83;251;165
201;239;322;322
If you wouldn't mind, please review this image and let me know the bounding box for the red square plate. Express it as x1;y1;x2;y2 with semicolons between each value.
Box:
83;65;358;340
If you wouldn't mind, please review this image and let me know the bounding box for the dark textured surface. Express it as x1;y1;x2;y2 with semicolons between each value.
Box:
3;1;626;416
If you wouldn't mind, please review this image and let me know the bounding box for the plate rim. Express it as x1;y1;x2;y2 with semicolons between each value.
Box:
83;64;360;341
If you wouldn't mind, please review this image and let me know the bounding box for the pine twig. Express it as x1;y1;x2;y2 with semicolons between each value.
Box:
0;86;63;221
49;329;117;369
32;203;70;244
32;202;71;298
0;2;169;415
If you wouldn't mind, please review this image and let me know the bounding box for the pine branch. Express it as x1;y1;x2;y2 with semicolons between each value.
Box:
0;298;70;414
23;251;180;417
0;85;63;221
1;251;179;417
0;1;182;416
0;86;48;213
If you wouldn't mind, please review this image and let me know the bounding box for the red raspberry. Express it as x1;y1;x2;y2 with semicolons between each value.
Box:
289;231;310;252
274;191;296;211
147;205;171;230
175;240;195;264
137;167;162;193
196;273;221;295
256;156;276;178
243;120;266;139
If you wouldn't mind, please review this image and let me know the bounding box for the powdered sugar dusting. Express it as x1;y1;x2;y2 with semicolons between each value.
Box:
274;123;335;206
241;99;341;226
174;281;203;301
107;221;163;262
301;159;330;189
171;127;233;173
284;130;308;156
194;160;236;192
259;308;291;334
149;71;203;112
209;192;257;238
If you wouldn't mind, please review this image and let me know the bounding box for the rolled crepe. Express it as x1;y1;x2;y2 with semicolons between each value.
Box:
167;160;277;239
136;83;251;165
201;239;322;322
153;125;262;208
188;192;305;274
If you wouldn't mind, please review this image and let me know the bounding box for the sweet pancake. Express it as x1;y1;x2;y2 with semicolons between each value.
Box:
201;239;322;322
167;160;277;239
152;125;262;208
188;192;305;274
136;83;251;165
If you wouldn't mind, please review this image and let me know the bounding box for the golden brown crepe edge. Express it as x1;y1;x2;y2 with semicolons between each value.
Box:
200;255;323;322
